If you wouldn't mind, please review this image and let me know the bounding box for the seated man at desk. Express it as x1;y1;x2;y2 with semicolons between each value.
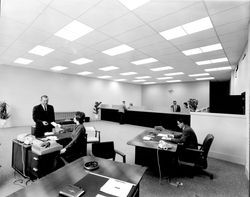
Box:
170;118;198;149
60;111;87;163
32;95;57;137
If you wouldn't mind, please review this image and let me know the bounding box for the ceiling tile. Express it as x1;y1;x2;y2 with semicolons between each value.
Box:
75;31;110;47
31;7;73;34
98;13;144;37
1;0;47;24
210;2;250;27
91;39;122;52
0;17;28;37
50;0;101;18
78;0;129;29
129;34;167;49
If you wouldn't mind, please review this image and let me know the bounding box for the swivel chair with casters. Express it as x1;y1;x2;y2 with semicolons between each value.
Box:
177;134;214;179
92;141;126;163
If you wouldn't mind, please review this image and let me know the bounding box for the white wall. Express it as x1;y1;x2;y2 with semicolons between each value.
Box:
0;65;142;127
141;81;209;112
191;112;247;165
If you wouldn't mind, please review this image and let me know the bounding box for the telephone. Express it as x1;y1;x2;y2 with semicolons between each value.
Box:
84;161;99;171
17;133;35;145
32;139;63;155
158;140;172;150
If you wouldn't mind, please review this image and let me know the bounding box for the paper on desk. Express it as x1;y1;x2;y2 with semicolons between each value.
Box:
96;194;107;197
46;136;58;141
44;132;54;136
161;136;172;141
143;136;152;140
157;133;168;137
100;178;133;197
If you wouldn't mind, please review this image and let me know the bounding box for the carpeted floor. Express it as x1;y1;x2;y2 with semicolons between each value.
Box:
0;121;249;196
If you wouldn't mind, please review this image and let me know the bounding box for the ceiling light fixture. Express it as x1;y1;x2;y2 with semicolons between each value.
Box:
164;72;184;76
205;66;232;72
166;80;182;83
14;58;33;65
102;44;134;56
182;43;222;56
135;76;151;79
196;77;215;81
143;82;156;85
131;58;158;65
98;76;112;79
71;57;93;65
160;17;213;40
77;71;93;75
133;79;146;82
150;66;173;71
188;73;209;77
156;77;173;80
196;57;228;65
120;72;137;76
99;66;119;71
29;45;54;56
50;66;68;71
114;79;127;82
118;0;150;10
54;20;93;41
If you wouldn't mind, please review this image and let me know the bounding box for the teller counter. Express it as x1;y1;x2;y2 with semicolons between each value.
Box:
101;107;190;132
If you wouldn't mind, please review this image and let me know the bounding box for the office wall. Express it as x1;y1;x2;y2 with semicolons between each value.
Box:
191;112;247;165
0;65;142;127
141;81;209;112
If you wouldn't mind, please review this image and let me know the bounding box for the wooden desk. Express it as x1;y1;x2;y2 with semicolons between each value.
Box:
8;156;147;197
127;129;179;171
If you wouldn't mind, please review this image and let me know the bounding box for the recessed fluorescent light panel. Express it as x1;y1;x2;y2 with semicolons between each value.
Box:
118;0;150;10
183;43;222;56
143;82;156;85
188;73;209;77
182;17;213;34
120;72;137;76
29;45;54;56
156;77;173;80
50;66;68;71
135;76;151;79
205;66;232;72
14;58;33;65
196;77;215;81
166;80;182;83
196;57;228;65
164;72;184;76
150;66;173;71
98;76;112;79
99;66;119;71
133;79;146;82
114;79;127;82
131;58;158;65
77;71;93;75
54;20;93;41
160;17;213;40
102;44;134;56
71;58;93;65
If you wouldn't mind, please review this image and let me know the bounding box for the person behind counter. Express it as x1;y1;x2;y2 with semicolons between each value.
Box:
170;100;181;112
118;101;127;124
32;95;56;137
60;111;87;162
182;102;190;113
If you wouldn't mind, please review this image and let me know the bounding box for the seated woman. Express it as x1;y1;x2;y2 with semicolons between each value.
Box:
60;111;87;163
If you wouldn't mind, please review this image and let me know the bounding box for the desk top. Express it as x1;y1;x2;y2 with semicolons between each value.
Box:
127;129;178;152
8;156;146;197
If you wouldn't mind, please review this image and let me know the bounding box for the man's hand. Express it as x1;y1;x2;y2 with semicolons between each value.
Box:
60;148;66;154
42;121;48;126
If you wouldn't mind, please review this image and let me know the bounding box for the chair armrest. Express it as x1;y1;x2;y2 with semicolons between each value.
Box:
115;149;126;163
95;130;101;142
185;148;204;154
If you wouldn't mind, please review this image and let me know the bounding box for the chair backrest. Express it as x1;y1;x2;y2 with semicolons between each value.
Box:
200;134;214;158
92;141;115;160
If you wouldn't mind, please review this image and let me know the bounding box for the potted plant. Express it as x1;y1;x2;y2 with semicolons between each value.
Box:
93;101;102;120
0;101;10;127
188;98;198;112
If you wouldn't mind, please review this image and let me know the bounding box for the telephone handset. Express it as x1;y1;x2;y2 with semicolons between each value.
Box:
158;140;172;150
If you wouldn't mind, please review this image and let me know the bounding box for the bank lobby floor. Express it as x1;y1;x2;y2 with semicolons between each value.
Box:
0;120;248;197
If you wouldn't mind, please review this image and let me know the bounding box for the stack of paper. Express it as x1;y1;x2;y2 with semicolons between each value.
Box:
100;178;133;197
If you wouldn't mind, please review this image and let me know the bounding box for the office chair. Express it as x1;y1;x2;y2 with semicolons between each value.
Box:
85;127;101;144
177;134;214;179
92;141;126;163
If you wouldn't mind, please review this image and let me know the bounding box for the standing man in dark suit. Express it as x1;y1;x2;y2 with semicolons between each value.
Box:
171;100;181;112
170;118;198;149
32;95;55;137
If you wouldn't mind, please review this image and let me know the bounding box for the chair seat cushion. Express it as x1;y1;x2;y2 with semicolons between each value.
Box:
87;137;99;143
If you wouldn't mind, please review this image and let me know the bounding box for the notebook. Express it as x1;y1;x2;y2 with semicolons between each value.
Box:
59;184;85;197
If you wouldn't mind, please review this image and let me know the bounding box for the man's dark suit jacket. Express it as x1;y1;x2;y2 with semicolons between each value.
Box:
171;104;181;112
171;125;198;149
32;104;55;137
62;124;87;162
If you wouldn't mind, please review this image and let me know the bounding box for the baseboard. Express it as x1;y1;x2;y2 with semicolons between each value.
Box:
245;166;249;180
209;151;245;165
